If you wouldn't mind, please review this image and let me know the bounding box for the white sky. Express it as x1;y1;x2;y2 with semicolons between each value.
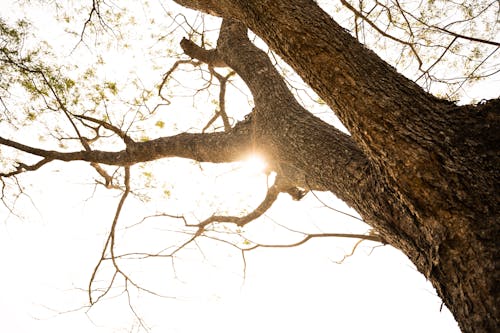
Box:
2;0;495;332
0;163;460;332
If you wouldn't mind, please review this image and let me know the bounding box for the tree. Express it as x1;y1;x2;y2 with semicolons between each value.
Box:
0;1;498;332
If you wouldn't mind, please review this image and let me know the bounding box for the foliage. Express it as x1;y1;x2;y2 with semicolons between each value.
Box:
0;1;498;332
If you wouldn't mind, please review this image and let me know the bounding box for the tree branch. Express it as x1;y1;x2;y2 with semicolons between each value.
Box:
158;59;202;103
184;173;302;230
172;2;486;246
0;158;54;177
0;121;254;170
180;37;227;67
89;166;131;305
72;113;134;145
339;0;424;69
244;232;382;250
172;1;454;174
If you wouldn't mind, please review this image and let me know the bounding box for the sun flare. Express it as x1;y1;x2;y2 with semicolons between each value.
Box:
243;154;268;173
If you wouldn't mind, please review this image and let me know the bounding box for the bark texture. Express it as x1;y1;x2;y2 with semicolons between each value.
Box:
172;1;499;332
0;1;498;332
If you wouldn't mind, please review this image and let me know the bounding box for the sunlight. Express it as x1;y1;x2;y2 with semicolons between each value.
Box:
242;154;268;174
0;1;477;331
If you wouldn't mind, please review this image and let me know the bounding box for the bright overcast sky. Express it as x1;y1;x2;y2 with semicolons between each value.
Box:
3;0;493;332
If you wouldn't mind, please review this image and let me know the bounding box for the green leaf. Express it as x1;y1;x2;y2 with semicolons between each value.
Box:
105;81;118;95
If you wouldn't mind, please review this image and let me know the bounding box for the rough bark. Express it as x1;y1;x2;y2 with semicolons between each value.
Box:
0;1;498;331
171;1;499;332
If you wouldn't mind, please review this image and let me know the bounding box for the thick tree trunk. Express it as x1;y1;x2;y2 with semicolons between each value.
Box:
2;1;496;331
174;1;500;332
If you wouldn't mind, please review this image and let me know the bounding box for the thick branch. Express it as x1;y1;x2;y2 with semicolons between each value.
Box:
173;0;473;217
180;21;417;269
0;122;254;169
172;3;500;331
180;38;227;67
208;20;374;207
176;20;375;203
217;20;297;109
175;0;499;243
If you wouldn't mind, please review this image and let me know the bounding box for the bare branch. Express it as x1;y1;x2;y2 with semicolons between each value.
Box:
72;113;134;145
339;0;423;69
244;232;382;251
88;166;131;304
0;121;254;167
194;180;281;228
204;68;236;132
417;37;458;82
79;0;115;43
307;183;364;222
158;59;202;103
405;11;500;47
333;238;365;264
0;158;54;177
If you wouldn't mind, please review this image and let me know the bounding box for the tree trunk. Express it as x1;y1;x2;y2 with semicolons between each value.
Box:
173;1;500;332
1;1;496;331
